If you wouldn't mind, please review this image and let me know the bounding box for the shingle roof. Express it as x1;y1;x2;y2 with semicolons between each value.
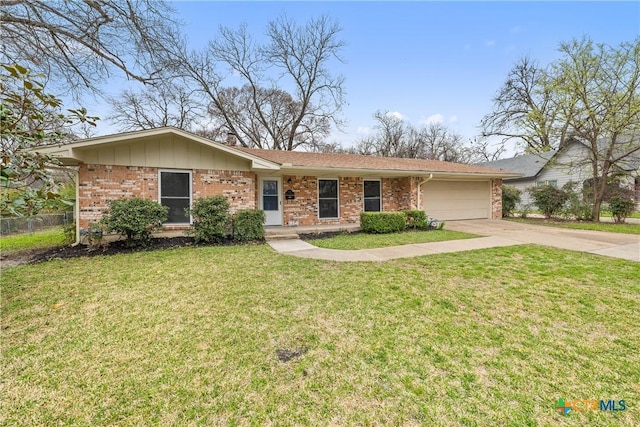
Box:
478;151;557;178
236;147;513;175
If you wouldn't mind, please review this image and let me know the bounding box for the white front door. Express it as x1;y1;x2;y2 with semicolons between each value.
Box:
260;177;282;226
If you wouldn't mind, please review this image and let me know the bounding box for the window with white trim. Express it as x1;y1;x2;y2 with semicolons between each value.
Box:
536;180;558;187
363;180;381;212
159;170;191;223
318;179;339;218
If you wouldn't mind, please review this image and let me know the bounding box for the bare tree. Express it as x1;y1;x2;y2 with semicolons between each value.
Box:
464;137;507;164
108;82;210;132
160;15;345;150
353;111;408;156
206;85;330;150
480;57;571;152
353;111;485;162
1;0;180;97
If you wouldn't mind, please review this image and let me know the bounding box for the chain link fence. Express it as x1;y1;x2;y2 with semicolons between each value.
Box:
0;212;74;235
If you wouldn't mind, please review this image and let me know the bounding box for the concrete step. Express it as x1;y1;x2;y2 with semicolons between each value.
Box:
265;233;300;241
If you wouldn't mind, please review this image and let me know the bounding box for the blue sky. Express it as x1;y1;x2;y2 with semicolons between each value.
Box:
90;1;639;152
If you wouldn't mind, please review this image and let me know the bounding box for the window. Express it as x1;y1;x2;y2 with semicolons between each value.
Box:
318;179;338;218
262;180;279;211
536;180;558;187
363;180;381;212
159;170;191;223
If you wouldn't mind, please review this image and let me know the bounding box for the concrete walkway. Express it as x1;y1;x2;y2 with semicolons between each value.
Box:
267;219;640;262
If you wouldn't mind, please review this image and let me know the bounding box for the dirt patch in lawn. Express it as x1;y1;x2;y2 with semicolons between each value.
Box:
1;237;262;268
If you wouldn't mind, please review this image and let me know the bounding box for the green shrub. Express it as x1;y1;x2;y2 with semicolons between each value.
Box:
360;212;407;234
502;185;521;217
609;192;635;223
102;198;168;245
63;218;76;244
560;181;592;221
529;184;568;218
404;210;429;229
233;210;265;242
187;196;230;243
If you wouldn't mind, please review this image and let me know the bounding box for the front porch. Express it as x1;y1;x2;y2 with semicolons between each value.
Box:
264;223;361;241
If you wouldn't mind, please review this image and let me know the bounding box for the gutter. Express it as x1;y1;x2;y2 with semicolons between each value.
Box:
416;173;433;210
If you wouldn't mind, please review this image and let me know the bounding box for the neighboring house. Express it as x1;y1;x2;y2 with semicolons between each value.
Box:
480;138;640;209
37;127;517;235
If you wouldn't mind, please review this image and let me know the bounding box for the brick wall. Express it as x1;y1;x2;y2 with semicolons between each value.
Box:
281;175;420;226
491;178;502;219
192;170;256;212
382;177;419;211
78;164;256;229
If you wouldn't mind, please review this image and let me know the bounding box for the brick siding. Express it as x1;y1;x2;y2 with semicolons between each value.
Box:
281;175;420;226
491;178;503;219
78;164;255;229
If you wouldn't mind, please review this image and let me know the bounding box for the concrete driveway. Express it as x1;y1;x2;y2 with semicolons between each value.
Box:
446;219;640;262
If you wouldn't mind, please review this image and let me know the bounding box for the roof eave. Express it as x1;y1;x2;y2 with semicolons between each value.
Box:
273;165;520;178
30;127;281;170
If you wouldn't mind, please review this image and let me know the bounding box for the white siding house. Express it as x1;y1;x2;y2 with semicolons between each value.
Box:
480;139;640;209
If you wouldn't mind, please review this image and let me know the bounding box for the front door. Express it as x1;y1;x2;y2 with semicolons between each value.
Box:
260;178;282;226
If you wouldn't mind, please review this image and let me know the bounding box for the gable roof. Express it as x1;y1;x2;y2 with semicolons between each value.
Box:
34;127;280;170
35;127;519;178
478;151;556;179
479;134;640;179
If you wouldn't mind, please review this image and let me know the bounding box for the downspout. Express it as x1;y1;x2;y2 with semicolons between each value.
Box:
416;174;433;210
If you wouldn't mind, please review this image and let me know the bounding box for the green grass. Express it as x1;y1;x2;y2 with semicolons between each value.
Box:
0;227;67;255
600;211;640;219
307;229;478;250
507;218;640;234
2;244;639;426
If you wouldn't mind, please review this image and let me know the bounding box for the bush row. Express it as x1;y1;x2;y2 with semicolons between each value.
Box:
503;182;636;223
360;210;441;234
100;196;265;246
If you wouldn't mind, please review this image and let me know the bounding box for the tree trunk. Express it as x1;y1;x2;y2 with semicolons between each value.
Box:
591;197;603;222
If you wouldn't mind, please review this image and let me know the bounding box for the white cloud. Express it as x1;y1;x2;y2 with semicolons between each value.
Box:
356;126;372;135
422;113;444;125
385;111;406;121
484;40;496;47
448;115;458;124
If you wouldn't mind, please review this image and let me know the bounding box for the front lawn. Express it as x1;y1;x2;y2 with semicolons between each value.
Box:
507;217;640;234
2;244;639;426
305;229;478;250
600;211;640;219
0;227;67;255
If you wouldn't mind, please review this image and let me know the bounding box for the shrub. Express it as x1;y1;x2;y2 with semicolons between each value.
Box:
404;210;429;229
560;181;593;221
63;219;76;244
187;196;230;243
529;184;568;218
502;185;521;217
102;198;168;245
609;192;635;223
233;210;265;242
360;212;407;234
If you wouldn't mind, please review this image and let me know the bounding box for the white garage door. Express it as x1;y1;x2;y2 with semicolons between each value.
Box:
423;180;490;220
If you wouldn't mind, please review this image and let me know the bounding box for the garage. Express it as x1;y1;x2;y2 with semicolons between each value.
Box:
423;180;490;220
